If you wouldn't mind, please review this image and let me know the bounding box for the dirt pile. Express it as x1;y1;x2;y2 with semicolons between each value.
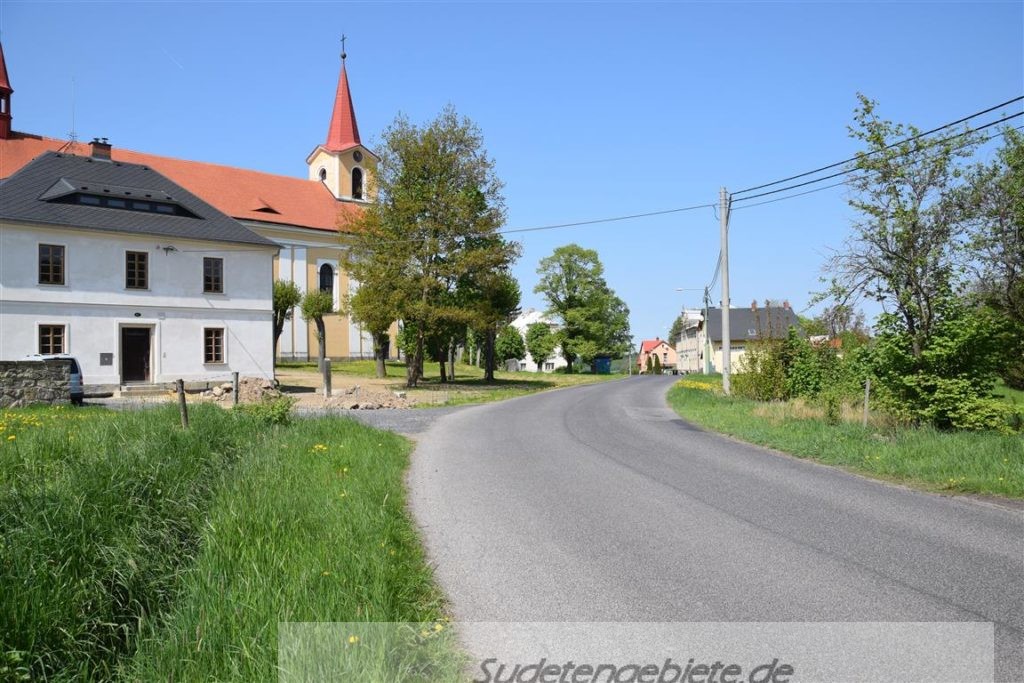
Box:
200;377;283;403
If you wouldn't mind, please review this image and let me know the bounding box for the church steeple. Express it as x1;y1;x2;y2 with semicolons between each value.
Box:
307;39;376;202
324;40;361;152
0;42;14;140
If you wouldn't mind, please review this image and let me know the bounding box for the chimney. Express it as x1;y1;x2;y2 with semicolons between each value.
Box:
751;299;757;311
90;137;111;160
783;300;791;310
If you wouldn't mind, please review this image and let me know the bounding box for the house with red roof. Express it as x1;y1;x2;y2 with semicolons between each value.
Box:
0;42;393;381
637;338;678;374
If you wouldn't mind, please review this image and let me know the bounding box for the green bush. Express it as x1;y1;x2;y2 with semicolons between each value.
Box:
233;395;296;426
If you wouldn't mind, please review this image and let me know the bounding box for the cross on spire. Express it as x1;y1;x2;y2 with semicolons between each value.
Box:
341;34;347;61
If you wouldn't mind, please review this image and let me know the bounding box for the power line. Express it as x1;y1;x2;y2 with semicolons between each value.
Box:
732;95;1024;196
730;123;1024;212
731;111;1023;204
499;202;716;235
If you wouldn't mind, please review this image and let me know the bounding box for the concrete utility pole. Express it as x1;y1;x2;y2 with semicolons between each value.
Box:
719;187;732;396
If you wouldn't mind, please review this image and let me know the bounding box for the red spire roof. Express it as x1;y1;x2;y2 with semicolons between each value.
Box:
324;61;360;152
0;42;13;93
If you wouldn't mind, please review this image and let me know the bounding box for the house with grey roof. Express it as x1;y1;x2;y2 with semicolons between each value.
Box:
0;150;279;390
677;302;803;374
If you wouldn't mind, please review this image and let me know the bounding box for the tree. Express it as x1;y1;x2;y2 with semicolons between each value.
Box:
525;322;557;372
495;325;526;366
653;354;662;375
535;244;631;373
300;290;334;396
347;278;399;379
272;280;302;366
645;356;653;374
463;269;521;383
667;315;685;346
340;107;519;388
822;94;981;358
958;128;1024;388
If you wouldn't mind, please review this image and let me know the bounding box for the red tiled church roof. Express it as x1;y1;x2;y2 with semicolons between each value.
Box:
0;132;360;232
325;62;361;153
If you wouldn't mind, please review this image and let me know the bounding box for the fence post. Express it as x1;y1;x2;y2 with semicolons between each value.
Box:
862;378;871;428
232;371;239;407
323;359;332;397
176;379;189;429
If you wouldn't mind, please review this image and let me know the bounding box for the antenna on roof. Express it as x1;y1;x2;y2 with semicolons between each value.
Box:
57;76;78;153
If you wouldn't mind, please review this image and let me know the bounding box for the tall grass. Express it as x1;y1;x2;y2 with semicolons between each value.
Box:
126;417;461;681
668;376;1024;498
0;406;461;681
0;405;250;680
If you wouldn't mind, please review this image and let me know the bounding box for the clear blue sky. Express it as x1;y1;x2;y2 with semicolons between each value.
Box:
3;1;1021;343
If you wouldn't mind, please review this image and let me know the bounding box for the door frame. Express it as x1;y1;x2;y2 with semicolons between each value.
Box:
119;324;154;384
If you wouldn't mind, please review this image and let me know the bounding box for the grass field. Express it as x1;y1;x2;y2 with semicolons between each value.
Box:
667;375;1024;499
276;359;621;406
0;404;461;681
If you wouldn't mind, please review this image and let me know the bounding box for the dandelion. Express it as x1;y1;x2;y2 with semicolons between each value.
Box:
434;623;444;632
322;571;331;576
348;635;359;645
6;435;14;441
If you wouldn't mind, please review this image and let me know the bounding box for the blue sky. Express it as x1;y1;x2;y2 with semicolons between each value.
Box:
2;1;1021;343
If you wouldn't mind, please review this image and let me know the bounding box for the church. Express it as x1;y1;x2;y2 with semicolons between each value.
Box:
0;40;391;374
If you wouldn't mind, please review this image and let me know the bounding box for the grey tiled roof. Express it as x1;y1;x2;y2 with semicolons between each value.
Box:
703;306;803;342
0;152;278;248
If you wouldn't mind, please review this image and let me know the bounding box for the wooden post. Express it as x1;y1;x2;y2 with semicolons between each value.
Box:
323;359;332;397
176;379;189;429
232;371;239;407
862;378;871;428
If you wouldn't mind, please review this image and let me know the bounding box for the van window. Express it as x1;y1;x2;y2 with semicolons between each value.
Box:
69;359;80;373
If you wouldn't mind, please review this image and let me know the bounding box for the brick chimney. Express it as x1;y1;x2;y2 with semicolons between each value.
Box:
90;137;111;160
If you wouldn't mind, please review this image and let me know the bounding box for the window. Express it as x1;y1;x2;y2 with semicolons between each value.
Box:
204;328;224;364
663;352;668;362
544;362;554;371
53;191;198;217
39;325;65;354
204;257;224;293
318;167;327;182
126;251;148;289
319;263;334;295
38;244;65;285
352;167;363;199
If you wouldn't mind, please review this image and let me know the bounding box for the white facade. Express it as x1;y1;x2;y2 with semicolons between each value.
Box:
509;308;567;373
0;223;276;387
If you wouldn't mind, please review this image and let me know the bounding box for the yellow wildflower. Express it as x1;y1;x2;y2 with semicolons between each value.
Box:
348;635;359;645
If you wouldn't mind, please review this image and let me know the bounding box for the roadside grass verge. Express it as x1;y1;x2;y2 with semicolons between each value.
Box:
0;404;460;681
667;376;1024;499
126;415;461;681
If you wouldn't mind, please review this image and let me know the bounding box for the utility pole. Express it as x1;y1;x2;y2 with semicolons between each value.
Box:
719;187;732;396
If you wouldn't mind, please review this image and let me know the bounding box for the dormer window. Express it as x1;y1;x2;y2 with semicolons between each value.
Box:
352;167;363;200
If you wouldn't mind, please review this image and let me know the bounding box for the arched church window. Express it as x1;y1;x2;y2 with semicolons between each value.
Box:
319;264;334;295
318;168;327;182
352;167;363;200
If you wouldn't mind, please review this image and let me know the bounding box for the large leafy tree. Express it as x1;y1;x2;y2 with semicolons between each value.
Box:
340;107;519;388
346;277;400;379
272;280;302;365
667;315;685;346
525;322;557;372
822;94;981;358
495;325;526;365
535;244;631;372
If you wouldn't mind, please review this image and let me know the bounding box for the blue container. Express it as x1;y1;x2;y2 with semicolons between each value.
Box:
593;356;612;374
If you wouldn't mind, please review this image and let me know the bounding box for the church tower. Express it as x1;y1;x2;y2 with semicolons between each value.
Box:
0;42;14;140
306;41;376;201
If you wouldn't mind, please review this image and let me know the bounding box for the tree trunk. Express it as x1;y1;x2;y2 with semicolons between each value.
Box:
449;344;456;381
439;357;447;383
316;320;330;397
484;326;496;382
373;332;387;378
408;325;424;388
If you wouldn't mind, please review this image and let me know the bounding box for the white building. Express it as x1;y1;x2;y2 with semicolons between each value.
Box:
676;304;803;374
0;150;279;389
509;308;567;373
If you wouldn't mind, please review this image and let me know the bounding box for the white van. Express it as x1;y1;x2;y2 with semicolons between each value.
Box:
24;354;84;405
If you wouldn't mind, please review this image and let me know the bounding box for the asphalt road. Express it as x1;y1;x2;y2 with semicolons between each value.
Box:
408;376;1024;681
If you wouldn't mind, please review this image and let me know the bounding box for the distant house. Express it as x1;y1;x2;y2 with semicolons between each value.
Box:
508;308;567;373
0;150;279;389
637;338;677;373
676;302;803;374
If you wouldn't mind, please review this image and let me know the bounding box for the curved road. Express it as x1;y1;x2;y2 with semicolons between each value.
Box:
409;377;1023;678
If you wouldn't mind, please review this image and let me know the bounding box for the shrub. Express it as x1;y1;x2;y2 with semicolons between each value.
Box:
233;395;296;426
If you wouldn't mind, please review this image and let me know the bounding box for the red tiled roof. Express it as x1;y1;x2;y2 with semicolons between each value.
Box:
0;132;360;232
325;62;360;152
639;339;667;354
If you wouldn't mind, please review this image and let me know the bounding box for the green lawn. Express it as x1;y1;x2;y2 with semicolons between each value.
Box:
0;404;461;681
667;375;1024;499
277;359;622;406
